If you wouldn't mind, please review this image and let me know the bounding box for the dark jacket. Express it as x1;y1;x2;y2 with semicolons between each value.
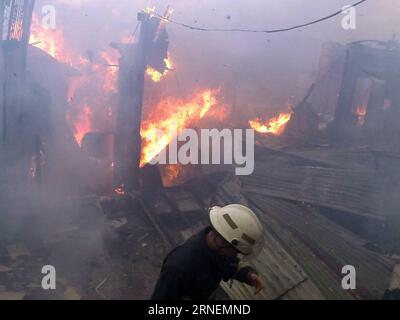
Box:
151;226;257;300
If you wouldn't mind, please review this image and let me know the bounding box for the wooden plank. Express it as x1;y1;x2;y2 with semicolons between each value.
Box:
389;264;400;290
135;194;173;250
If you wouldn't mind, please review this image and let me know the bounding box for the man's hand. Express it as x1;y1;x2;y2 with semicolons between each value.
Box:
247;272;264;295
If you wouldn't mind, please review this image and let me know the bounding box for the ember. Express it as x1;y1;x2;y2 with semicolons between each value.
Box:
29;156;36;178
356;106;367;126
162;165;184;187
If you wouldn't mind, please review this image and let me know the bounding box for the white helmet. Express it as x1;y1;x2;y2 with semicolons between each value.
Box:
209;204;264;257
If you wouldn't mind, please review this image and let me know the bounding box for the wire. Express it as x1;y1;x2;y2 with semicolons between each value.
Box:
127;21;140;43
153;0;368;34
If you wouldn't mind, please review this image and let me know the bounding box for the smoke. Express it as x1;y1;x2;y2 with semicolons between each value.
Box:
0;0;399;298
1;0;397;219
32;0;400;120
4;0;398;224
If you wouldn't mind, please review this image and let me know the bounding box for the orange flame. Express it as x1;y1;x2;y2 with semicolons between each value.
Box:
29;13;58;59
99;51;119;93
67;49;118;145
67;76;89;102
356;106;367;126
30;13;103;147
162;165;184;187
249;112;292;136
146;55;173;83
140;89;223;166
68;104;93;147
29;13;86;67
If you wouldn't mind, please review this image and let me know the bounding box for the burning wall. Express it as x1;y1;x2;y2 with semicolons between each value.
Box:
25;3;308;191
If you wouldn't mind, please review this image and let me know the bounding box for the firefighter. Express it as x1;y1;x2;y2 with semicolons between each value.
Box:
151;204;265;300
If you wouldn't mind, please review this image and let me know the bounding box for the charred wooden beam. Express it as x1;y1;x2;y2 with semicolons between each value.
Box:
364;81;385;145
113;13;152;190
5;0;34;42
331;44;362;139
135;194;173;250
21;0;35;46
113;11;169;191
331;41;400;142
2;79;6;144
0;1;5;39
0;0;35;145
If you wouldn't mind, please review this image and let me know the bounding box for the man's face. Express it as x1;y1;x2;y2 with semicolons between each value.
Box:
214;234;240;257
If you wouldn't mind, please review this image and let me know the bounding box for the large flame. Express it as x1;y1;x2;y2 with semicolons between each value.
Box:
30;13;119;147
140;89;224;166
249;111;292;136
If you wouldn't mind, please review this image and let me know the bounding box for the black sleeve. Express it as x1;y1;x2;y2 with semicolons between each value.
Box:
150;267;186;300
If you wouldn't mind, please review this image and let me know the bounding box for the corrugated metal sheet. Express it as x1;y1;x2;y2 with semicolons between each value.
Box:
141;150;394;300
241;161;382;218
214;178;355;300
285;147;377;171
248;194;393;299
142;184;326;300
220;232;326;300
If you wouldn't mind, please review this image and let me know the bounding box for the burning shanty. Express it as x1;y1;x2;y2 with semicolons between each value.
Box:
0;0;399;301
